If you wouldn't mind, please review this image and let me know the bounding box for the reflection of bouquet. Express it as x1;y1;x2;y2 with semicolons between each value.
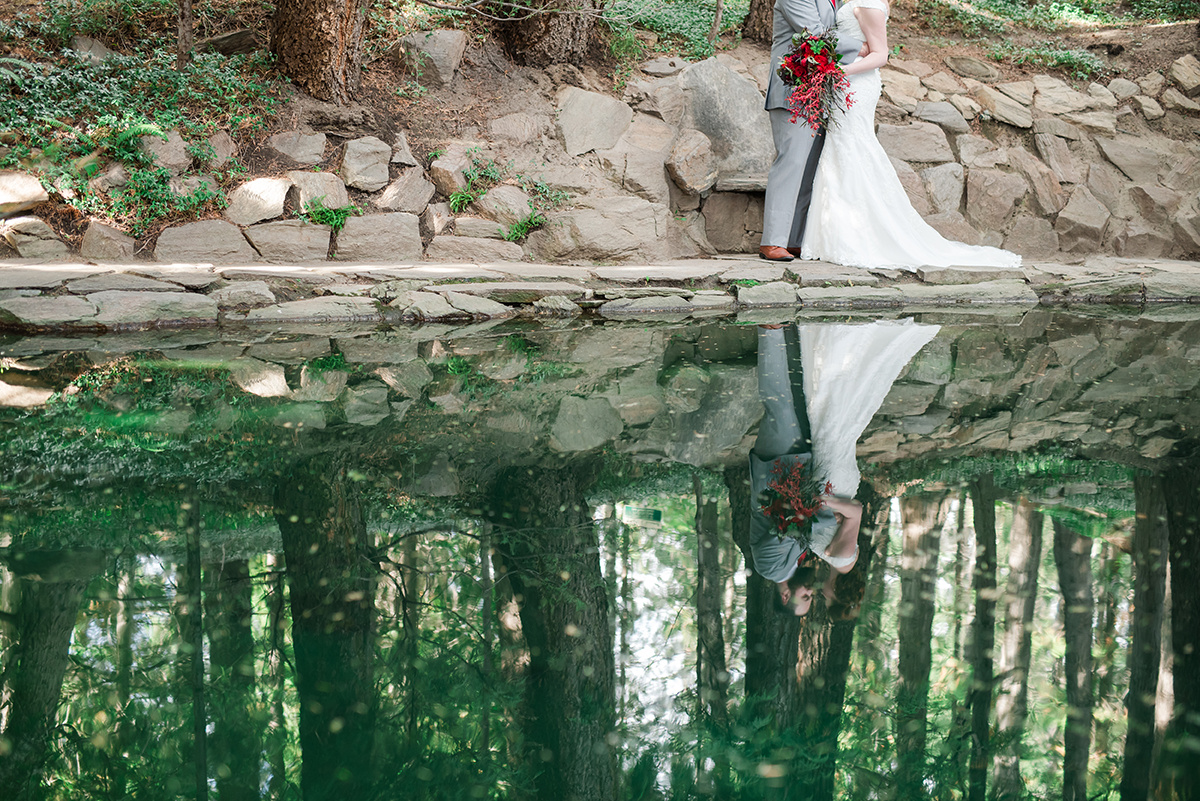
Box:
760;460;833;540
777;28;854;130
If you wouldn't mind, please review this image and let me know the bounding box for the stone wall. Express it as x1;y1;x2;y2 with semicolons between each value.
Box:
2;35;1200;265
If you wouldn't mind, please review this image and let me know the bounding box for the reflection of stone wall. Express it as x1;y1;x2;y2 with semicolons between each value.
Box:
3;313;1198;488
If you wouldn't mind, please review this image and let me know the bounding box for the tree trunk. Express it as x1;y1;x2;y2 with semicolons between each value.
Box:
1158;461;1200;801
496;0;602;67
1122;474;1169;801
271;0;371;104
696;476;729;729
177;0;194;69
968;475;998;801
487;462;617;801
895;494;946;798
725;465;800;726
276;456;378;801
0;556;94;799
741;0;774;42
991;499;1043;800
207;559;261;801
1053;519;1094;801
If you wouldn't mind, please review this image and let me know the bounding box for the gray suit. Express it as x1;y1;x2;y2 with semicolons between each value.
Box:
762;0;862;248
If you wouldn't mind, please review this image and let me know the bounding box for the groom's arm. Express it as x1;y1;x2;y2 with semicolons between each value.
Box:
775;0;824;36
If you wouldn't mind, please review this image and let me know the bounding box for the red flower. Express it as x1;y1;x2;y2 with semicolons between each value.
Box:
776;28;854;131
760;460;832;540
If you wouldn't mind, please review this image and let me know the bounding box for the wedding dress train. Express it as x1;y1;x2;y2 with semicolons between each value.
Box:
800;0;1021;270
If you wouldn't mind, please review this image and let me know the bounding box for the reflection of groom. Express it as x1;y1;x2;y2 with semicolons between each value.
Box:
760;0;864;262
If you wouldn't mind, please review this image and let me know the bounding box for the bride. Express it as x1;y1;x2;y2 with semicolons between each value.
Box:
800;0;1021;270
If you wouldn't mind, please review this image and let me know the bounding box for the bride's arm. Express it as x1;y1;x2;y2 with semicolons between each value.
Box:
842;8;889;76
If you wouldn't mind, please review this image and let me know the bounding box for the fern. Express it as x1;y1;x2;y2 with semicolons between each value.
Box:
0;56;34;88
111;123;165;148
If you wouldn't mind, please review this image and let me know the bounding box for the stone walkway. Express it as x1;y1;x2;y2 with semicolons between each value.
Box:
1;255;1198;332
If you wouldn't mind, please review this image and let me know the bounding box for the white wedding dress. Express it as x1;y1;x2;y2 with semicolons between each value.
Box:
800;0;1021;270
800;319;940;498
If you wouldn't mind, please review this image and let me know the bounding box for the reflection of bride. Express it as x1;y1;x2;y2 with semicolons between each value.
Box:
750;320;940;615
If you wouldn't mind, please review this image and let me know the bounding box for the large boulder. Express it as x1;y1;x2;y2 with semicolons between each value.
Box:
0;171;48;215
243;220;331;263
374;168;436;213
1003;216;1059;257
1033;133;1084;184
878;122;954;163
893;157;932;216
556;87;633;157
80;222;135;261
1;216;69;260
225;177;294;226
965;169;1027;231
1055;186;1111;252
474;184;533;226
140;130;192;174
701;192;763;252
1095;136;1162;183
287;171;349;211
914;101;969;134
88;290;218;327
399;29;468;88
1008;147;1067;215
667;129;719;194
1112;218;1172;258
1032;75;1093;114
1169;54;1200;97
340;136;392;191
944;56;1001;81
679;58;775;191
424;235;524;262
1130;184;1183;226
597;113;675;203
528;196;671;261
969;85;1032;128
489;112;551;143
334;213;422;262
266;131;326;166
921;162;964;214
155;219;259;263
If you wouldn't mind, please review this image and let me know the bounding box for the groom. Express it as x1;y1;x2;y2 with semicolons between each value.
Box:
760;0;864;262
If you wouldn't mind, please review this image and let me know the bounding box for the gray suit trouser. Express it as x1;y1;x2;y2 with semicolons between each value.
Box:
761;112;827;248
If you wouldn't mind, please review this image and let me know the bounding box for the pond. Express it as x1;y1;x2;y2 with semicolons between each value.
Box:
0;309;1197;801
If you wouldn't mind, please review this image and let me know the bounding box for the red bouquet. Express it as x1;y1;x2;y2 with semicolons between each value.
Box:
760;459;833;540
777;28;854;130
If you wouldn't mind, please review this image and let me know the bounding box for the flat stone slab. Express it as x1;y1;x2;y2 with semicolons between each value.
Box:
496;263;595;280
0;295;99;327
428;281;588;302
127;266;221;289
600;296;694;315
788;263;882;287
737;281;798;307
1144;272;1200;300
246;339;330;364
719;265;786;282
893;280;1039;306
798;286;905;306
592;263;727;282
341;265;504;281
243;297;383;323
915;265;1029;284
88;290;219;328
217;266;337;284
0;265;109;289
66;273;180;292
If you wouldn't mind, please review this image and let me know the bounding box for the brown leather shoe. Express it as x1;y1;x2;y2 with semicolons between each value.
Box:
786;247;804;258
759;245;795;262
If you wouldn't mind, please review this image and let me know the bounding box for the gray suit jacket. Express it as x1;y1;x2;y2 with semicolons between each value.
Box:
765;0;864;110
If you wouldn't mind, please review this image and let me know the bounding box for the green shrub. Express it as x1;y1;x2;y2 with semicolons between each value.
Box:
989;43;1110;79
98;166;225;237
298;196;361;232
604;0;750;59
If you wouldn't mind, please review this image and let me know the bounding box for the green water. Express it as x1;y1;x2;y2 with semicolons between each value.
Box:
0;311;1197;800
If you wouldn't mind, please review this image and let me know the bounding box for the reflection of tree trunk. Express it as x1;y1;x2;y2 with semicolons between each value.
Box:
992;499;1043;800
695;476;729;729
1158;462;1200;801
968;475;998;801
111;563;135;796
857;506;892;679
207;559;261;801
1121;475;1169;801
1094;540;1120;754
488;462;617;801
895;494;946;798
0;562;92;799
1052;520;1093;801
276;456;378;801
175;502;208;801
399;527;422;747
794;487;884;801
725;465;799;725
954;494;974;661
264;554;289;800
